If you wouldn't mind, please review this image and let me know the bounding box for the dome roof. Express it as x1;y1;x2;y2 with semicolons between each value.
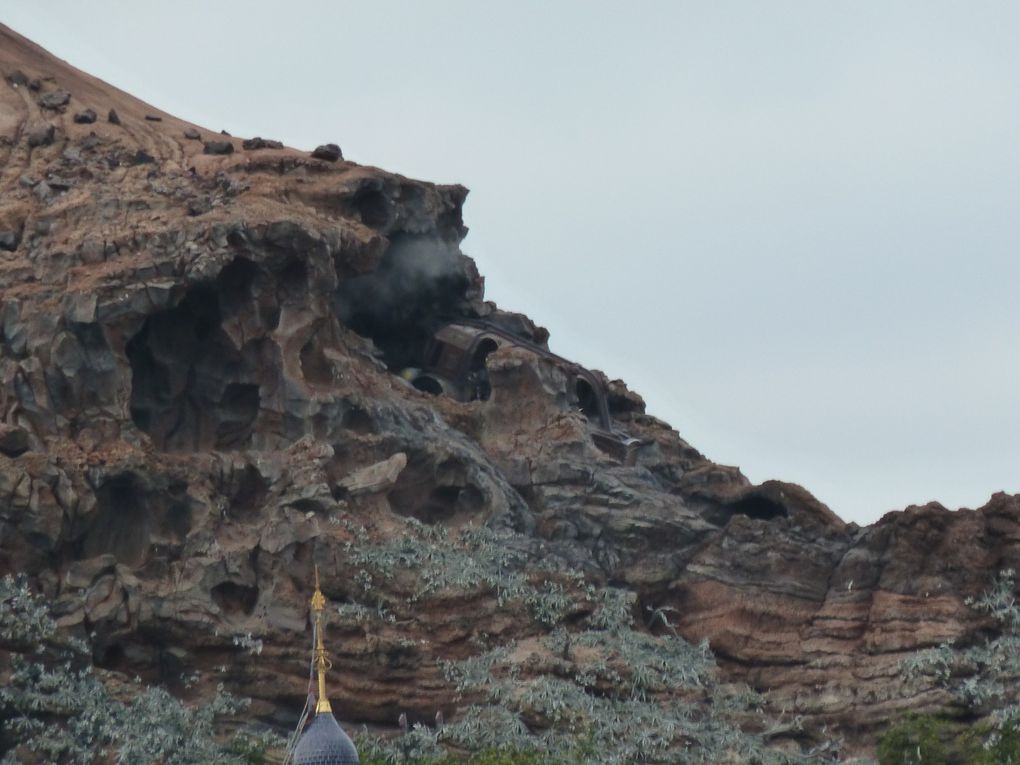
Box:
292;712;360;765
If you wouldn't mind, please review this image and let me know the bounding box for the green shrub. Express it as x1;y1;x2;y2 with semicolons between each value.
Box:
877;715;955;765
878;716;1020;765
966;721;1020;765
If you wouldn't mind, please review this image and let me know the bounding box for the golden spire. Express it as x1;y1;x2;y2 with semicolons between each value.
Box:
311;564;333;714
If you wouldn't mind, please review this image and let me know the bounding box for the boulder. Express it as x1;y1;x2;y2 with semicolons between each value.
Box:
38;89;70;110
27;124;55;148
242;136;284;150
203;140;234;155
337;453;408;497
107;108;121;125
311;143;342;161
73;108;97;124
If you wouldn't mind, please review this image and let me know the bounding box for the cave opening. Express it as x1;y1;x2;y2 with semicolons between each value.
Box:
217;257;258;315
82;474;151;567
161;497;193;542
351;187;390;228
469;338;498;401
574;377;601;420
728;495;789;522
341;405;377;434
227;464;268;521
218;255;282;331
277;257;308;304
412;375;444;396
299;321;337;387
334;234;471;371
211;581;259;617
386;453;485;524
96;642;127;673
126;280;263;451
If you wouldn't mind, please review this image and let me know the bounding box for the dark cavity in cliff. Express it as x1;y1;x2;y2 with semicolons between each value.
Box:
126;256;294;450
334;234;473;371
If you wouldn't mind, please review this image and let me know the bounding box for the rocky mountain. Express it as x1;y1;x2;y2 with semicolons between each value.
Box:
1;22;1018;761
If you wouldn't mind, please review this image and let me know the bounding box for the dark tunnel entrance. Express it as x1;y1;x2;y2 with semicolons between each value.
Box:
334;234;472;371
412;375;444;396
574;377;601;420
468;338;498;401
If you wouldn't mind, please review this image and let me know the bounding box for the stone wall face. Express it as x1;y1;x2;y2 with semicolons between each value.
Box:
1;22;1018;755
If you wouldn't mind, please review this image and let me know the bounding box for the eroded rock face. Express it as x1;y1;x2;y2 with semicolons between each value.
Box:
0;22;1017;758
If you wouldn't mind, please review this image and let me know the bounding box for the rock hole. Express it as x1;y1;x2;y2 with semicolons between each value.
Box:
351;187;390;228
127;283;262;451
334;234;471;371
574;377;600;419
227;464;268;520
341;405;376;434
217;257;258;313
387;454;484;524
95;642;127;673
161;497;193;542
211;581;259;617
412;375;443;395
300;333;334;386
277;257;308;303
728;495;789;522
468;338;498;401
83;474;151;567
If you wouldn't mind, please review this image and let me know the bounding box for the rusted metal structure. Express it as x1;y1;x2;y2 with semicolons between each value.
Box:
402;320;643;464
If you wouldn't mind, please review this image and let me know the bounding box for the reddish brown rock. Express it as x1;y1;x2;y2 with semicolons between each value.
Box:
0;21;1016;760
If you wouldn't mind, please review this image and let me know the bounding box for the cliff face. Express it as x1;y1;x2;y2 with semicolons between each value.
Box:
1;23;1018;755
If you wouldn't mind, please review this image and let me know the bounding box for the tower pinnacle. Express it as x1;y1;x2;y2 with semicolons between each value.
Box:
312;564;333;714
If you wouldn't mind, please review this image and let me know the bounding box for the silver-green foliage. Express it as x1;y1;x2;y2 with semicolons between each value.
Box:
1;575;64;648
342;524;834;765
903;569;1020;725
438;624;825;764
343;520;580;625
0;575;277;764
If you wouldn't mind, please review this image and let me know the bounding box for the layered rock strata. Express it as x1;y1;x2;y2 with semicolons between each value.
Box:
1;23;1017;755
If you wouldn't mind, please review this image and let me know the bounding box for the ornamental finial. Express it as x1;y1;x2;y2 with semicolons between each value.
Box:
311;564;332;713
312;564;326;612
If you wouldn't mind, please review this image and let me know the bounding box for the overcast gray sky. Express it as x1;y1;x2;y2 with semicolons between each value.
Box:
6;1;1020;525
